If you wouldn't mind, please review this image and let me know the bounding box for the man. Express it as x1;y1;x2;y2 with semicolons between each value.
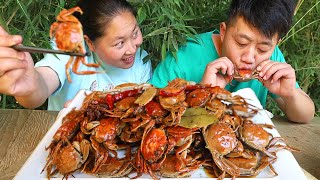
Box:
150;0;315;123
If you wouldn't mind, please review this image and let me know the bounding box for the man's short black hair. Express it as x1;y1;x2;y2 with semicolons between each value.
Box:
226;0;297;39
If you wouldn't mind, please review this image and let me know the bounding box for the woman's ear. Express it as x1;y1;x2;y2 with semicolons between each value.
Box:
84;35;95;52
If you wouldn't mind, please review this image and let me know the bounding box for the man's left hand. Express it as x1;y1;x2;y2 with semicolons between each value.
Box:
257;60;297;97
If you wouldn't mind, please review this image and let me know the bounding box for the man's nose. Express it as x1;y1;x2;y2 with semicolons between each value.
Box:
241;47;255;64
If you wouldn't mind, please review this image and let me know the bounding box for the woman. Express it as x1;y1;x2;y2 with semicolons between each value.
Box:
0;0;152;111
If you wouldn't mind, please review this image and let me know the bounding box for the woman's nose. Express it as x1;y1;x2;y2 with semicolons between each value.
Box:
125;40;136;54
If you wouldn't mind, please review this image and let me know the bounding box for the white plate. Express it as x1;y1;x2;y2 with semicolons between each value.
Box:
14;88;307;180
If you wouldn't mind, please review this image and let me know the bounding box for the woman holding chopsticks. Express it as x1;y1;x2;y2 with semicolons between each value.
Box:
0;0;152;111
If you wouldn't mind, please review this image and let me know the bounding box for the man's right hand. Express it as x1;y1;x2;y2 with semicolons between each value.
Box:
0;26;37;96
201;57;234;87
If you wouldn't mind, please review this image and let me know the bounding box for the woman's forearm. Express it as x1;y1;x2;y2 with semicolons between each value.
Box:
15;67;60;109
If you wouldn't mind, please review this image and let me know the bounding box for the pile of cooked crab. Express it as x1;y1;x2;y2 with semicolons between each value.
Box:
43;78;297;179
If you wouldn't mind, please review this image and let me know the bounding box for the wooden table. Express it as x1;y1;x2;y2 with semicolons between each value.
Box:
0;109;319;180
272;116;320;180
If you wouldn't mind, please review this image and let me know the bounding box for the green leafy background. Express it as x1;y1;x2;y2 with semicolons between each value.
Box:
0;0;319;117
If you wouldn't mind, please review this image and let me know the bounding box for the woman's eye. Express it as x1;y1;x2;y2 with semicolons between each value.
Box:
132;31;138;38
116;41;124;48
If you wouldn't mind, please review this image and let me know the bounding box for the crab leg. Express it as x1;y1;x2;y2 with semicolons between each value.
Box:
56;7;83;23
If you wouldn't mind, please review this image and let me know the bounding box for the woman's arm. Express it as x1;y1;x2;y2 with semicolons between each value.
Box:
15;67;60;109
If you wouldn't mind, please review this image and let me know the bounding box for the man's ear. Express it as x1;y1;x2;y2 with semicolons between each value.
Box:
277;38;282;45
84;35;95;52
220;22;227;42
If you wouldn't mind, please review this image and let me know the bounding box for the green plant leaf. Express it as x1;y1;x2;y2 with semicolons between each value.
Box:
137;6;147;24
0;15;9;32
173;0;181;8
162;7;175;22
161;41;167;60
144;27;169;37
171;50;178;61
15;0;37;34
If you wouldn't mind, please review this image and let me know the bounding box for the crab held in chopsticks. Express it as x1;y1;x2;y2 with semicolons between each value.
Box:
232;68;263;82
50;6;100;82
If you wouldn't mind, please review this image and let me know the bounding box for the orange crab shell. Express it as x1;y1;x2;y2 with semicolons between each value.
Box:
49;7;84;52
93;118;121;143
53;23;83;52
141;128;168;163
237;69;253;78
49;7;100;83
232;68;263;82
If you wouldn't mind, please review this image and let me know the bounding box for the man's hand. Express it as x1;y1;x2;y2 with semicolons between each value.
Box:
201;57;234;87
257;60;296;97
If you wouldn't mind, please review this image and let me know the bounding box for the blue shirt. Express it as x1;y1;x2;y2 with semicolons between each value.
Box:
35;42;152;111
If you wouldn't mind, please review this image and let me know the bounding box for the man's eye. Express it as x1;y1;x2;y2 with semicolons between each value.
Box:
258;49;268;53
236;41;246;47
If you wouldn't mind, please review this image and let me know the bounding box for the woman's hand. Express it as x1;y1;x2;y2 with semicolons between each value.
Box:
0;26;37;96
201;57;234;87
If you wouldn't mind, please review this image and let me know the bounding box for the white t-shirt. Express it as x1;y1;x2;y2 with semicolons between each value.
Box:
35;42;152;111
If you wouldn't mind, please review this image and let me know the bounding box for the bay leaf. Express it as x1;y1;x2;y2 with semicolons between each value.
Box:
179;107;218;128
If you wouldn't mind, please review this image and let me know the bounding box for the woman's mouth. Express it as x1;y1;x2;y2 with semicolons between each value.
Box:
123;56;135;64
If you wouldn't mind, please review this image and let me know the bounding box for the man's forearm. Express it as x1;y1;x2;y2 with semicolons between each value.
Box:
281;89;315;123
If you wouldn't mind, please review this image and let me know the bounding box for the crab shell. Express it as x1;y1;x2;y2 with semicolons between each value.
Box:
158;154;192;178
141;128;168;163
49;7;84;52
233;69;261;82
94;157;133;178
202;123;241;177
55;140;90;175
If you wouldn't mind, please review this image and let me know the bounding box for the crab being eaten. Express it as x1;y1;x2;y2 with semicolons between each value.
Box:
232;68;262;82
50;6;100;82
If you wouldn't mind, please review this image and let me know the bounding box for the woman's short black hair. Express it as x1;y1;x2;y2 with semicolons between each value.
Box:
74;0;136;42
226;0;297;39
